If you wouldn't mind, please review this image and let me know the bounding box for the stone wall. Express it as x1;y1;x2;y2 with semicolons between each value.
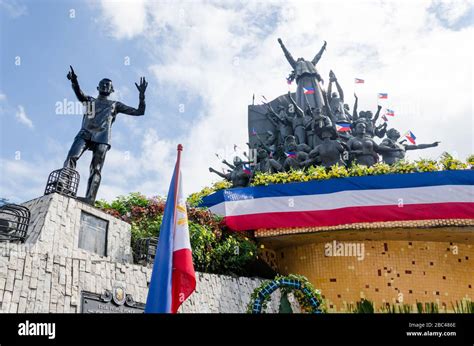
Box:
0;194;279;313
0;244;278;313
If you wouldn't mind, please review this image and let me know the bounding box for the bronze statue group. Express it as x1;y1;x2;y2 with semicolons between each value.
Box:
58;38;440;200
210;39;439;188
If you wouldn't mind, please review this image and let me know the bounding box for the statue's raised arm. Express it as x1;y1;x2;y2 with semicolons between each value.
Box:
209;167;230;180
312;41;327;65
115;77;147;116
278;38;296;68
405;141;440;151
222;159;236;170
67;65;88;103
352;93;359;121
262;99;280;119
321;89;335;123
373;105;382;124
329;70;344;102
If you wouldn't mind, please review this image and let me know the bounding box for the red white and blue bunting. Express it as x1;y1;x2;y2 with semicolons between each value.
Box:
200;171;474;231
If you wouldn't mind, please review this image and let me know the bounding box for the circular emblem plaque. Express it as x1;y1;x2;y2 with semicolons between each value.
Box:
112;286;126;306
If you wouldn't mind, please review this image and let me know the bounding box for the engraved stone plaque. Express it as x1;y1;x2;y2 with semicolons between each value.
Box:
81;287;145;314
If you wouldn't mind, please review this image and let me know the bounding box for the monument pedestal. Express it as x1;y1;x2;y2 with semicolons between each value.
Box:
22;193;132;262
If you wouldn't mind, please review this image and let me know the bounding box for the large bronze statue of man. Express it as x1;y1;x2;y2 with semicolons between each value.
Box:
63;66;148;204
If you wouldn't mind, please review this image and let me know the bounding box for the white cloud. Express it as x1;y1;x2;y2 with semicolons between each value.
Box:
15;105;33;129
0;0;27;18
88;1;474;198
0;154;61;203
430;0;473;27
98;0;148;39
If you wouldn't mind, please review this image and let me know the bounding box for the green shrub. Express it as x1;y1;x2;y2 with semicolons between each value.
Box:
439;152;467;170
96;193;258;276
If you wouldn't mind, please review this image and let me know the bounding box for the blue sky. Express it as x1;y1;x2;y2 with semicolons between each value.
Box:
0;0;201;201
1;0;473;203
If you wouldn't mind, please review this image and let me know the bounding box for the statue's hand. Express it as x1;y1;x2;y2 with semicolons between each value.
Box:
208;167;214;172
354;93;358;99
433;141;441;146
323;40;327;49
277;38;283;45
135;77;148;95
67;65;77;82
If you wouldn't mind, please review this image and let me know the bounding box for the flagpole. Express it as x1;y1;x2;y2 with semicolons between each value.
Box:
173;144;183;197
172;144;183;239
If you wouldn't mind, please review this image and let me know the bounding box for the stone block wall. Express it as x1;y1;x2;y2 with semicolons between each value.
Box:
0;243;278;313
22;194;132;263
0;194;279;313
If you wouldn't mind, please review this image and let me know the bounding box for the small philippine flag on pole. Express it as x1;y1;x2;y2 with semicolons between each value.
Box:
404;131;417;145
335;123;351;132
354;78;365;84
145;144;196;313
382;114;388;122
386;109;395;117
378;93;388;99
303;87;315;95
243;164;252;175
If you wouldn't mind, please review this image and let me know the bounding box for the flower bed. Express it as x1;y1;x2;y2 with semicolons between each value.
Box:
189;153;473;204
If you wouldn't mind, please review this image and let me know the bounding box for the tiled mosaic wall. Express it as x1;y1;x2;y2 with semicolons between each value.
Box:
276;239;473;312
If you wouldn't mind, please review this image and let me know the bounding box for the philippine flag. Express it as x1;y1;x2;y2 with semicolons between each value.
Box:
354;78;365;84
378;93;388;99
145;145;196;313
243;164;252;175
303;87;315;95
386;109;395;117
405;131;417;145
335;123;351;132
